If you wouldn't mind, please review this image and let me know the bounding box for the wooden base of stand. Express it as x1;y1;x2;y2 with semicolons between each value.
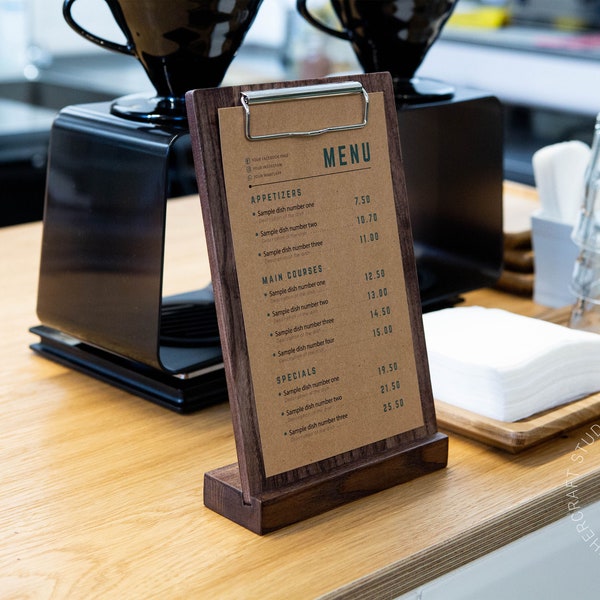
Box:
204;432;448;535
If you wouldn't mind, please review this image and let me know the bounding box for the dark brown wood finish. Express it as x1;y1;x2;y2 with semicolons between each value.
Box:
186;72;447;533
204;433;448;535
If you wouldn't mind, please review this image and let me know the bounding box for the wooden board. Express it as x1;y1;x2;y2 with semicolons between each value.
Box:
436;393;600;453
502;180;538;244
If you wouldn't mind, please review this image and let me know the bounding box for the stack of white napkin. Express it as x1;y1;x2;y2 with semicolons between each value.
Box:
423;306;600;422
530;141;590;307
532;140;590;225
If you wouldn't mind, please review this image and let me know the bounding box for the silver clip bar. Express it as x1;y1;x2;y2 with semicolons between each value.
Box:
240;81;369;141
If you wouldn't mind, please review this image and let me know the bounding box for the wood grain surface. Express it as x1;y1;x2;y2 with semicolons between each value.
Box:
185;73;444;527
436;393;600;453
2;191;600;598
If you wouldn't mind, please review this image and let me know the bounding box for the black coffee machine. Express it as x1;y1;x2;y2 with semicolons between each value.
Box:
31;0;503;413
30;0;265;412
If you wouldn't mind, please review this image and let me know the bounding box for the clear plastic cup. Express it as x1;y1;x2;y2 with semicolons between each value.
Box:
569;249;600;332
572;115;600;250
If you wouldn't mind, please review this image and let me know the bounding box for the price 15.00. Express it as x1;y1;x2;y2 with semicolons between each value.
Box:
373;324;393;337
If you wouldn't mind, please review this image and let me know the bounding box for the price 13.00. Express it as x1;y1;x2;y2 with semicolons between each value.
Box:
367;287;387;300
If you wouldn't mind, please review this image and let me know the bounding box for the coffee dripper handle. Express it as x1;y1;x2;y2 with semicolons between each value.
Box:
63;0;133;55
296;0;350;40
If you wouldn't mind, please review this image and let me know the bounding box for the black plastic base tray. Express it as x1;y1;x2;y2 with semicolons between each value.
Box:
30;325;227;414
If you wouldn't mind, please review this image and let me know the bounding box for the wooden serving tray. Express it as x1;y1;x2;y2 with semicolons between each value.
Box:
435;304;600;452
435;393;600;453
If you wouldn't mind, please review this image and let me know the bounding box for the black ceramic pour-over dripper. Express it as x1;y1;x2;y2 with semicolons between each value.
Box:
63;0;264;123
297;0;458;104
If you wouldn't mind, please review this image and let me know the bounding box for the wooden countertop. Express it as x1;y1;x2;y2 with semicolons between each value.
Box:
2;188;600;599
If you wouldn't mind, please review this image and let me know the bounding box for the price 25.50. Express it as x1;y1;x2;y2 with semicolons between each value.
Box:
383;398;404;413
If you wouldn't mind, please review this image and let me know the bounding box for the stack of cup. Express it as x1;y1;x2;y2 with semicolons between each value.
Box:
570;114;600;332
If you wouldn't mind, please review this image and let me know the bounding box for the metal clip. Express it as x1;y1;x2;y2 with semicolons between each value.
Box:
240;81;369;141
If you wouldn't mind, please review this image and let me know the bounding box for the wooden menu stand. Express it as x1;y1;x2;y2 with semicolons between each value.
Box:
204;433;448;534
186;73;448;535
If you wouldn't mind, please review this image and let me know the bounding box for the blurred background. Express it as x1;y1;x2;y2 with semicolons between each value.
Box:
2;0;600;225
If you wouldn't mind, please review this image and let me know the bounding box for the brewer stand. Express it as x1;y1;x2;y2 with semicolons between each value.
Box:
30;86;504;414
30;102;226;413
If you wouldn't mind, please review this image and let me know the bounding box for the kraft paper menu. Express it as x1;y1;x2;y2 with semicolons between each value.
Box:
218;91;424;477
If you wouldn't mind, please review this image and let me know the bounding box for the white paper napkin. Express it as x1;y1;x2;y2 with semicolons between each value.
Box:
532;140;590;225
423;306;600;421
